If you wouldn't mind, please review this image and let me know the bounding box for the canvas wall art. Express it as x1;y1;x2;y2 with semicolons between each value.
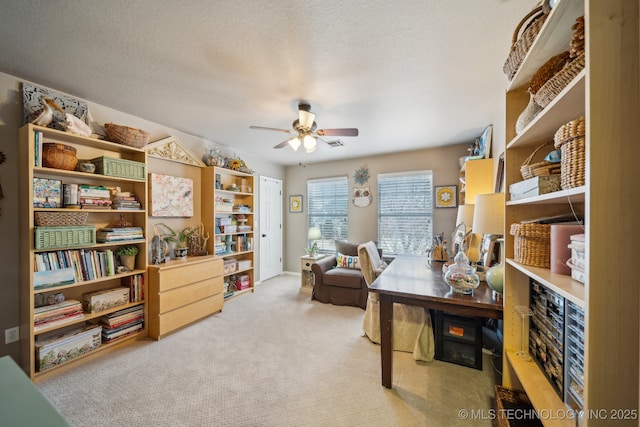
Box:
149;173;194;217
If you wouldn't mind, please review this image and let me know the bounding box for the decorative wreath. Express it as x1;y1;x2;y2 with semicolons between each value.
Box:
354;167;369;185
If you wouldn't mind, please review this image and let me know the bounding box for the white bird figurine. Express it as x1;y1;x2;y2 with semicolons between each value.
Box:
31;96;64;126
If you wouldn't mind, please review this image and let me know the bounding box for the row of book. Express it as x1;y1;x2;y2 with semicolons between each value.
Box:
34;249;116;289
100;304;144;343
96;226;144;243
121;274;144;303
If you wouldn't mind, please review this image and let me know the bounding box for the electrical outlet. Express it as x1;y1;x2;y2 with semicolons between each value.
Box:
5;326;19;344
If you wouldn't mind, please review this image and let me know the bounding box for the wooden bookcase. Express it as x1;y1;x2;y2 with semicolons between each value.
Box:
202;166;255;300
459;158;493;205
18;124;149;381
502;1;638;425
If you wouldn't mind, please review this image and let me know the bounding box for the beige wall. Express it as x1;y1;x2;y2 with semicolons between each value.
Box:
283;143;474;271
0;71;284;361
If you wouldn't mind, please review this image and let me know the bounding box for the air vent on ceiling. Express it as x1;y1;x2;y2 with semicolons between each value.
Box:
326;140;344;147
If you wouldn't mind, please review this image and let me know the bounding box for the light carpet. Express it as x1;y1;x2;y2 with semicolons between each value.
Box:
37;274;501;427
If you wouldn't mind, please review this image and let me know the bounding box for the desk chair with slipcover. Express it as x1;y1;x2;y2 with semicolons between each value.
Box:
358;241;435;362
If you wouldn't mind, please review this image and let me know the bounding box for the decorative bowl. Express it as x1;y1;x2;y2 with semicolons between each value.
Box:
42;143;78;171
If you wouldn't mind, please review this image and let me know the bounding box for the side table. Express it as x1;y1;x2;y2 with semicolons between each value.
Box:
300;254;327;294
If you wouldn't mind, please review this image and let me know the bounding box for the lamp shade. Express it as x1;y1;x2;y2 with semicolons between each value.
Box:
456;204;475;229
307;226;322;240
472;193;505;235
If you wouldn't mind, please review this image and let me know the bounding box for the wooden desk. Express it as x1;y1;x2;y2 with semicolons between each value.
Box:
368;255;503;388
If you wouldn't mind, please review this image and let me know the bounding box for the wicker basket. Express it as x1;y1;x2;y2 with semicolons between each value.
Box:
529;51;570;95
554;117;586;189
503;6;548;81
34;225;96;250
104;123;150;148
91;156;146;180
510;223;551;268
534;52;586;108
520;141;560;180
34;211;88;226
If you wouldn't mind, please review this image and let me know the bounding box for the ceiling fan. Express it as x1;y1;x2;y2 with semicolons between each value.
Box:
249;102;359;153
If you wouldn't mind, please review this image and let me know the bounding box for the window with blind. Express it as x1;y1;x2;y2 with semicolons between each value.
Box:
377;171;433;256
307;176;349;252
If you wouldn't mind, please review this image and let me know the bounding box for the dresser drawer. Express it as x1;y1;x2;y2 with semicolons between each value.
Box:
153;258;222;292
157;294;223;337
158;277;223;313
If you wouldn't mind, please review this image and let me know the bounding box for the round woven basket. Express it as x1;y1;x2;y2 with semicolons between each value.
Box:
534;53;586;108
554;117;586;189
510;223;551;268
42;143;78;171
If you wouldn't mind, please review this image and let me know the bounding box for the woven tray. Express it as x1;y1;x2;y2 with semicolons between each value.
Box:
35;211;88;226
510;223;551;268
534;52;586;108
520;141;559;180
503;6;547;81
104;123;150;148
554;117;586;189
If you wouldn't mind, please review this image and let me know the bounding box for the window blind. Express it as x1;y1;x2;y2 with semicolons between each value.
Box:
377;171;433;256
307;176;349;252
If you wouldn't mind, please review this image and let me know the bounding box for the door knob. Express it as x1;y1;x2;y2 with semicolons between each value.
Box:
262;234;267;237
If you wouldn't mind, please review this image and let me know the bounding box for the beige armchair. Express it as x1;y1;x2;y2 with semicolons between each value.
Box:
358;241;435;362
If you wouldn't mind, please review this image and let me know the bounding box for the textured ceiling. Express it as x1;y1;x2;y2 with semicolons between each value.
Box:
0;0;536;165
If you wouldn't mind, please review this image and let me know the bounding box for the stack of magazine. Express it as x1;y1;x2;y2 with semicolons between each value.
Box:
100;305;144;343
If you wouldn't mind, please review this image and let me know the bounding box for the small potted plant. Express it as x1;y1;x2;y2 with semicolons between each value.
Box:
173;228;192;259
116;245;139;271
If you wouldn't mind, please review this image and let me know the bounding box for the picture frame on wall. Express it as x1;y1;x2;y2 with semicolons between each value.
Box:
435;185;458;208
289;195;303;213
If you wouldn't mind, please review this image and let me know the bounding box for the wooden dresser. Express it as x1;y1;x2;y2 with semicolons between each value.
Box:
148;255;223;339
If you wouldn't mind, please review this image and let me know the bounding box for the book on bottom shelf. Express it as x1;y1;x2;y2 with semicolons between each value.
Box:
35;324;102;372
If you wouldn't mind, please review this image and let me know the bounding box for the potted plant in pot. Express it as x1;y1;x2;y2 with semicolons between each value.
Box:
116;245;139;271
173;228;191;259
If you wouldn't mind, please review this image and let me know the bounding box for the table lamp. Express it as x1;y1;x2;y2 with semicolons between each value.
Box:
455;204;482;263
307;226;322;257
472;193;505;296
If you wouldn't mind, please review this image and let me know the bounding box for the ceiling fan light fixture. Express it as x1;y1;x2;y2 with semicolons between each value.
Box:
303;134;316;150
305;144;317;154
299;110;315;129
288;137;301;151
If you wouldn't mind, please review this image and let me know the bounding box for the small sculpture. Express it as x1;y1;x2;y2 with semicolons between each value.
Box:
31;96;64;127
63;113;92;137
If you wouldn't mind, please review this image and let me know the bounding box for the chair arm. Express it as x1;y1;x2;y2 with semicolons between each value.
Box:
311;255;337;275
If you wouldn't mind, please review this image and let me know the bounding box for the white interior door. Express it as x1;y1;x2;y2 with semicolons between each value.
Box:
259;176;283;281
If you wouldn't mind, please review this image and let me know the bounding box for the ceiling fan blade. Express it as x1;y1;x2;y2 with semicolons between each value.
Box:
250;125;296;134
273;138;293;149
316;128;359;137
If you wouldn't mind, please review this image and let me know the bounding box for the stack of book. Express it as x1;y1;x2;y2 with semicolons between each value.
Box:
100;305;144;343
96;227;144;243
34;300;84;332
111;192;142;210
79;184;112;209
121;274;144;302
35;324;102;372
214;238;228;255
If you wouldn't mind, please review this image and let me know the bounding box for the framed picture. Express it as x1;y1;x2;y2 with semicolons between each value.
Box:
435;185;458;208
495;152;505;193
149;173;194;217
289;195;303;213
478;124;493;159
33;178;62;208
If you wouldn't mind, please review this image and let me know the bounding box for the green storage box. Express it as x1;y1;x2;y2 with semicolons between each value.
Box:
34;226;96;249
91;156;145;181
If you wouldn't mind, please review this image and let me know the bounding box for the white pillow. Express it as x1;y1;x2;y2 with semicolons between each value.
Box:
336;252;360;269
